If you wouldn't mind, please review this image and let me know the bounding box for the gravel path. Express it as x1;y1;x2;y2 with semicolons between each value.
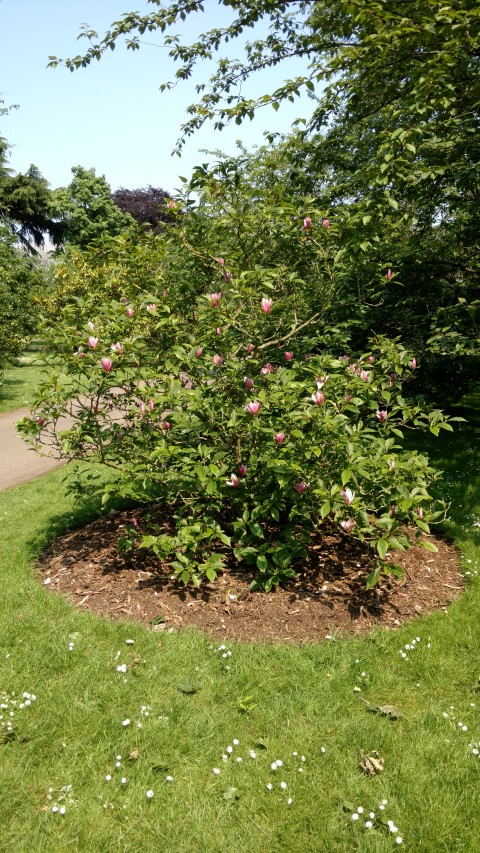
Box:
0;408;65;491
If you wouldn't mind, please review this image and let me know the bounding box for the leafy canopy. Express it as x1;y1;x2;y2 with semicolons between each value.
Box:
53;166;135;249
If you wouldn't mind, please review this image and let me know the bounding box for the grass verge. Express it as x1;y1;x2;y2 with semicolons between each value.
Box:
0;401;479;852
0;348;47;414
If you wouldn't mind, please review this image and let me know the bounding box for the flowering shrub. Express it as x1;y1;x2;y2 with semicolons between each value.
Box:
19;202;460;590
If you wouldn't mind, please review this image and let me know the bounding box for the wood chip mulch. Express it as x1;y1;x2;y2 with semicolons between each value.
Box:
36;508;463;644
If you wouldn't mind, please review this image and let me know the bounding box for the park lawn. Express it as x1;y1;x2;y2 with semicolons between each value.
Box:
0;349;47;415
0;399;479;852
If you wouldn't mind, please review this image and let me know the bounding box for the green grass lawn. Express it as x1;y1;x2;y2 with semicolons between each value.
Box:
0;400;479;851
0;348;47;414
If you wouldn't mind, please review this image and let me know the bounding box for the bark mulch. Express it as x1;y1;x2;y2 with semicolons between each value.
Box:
36;508;463;644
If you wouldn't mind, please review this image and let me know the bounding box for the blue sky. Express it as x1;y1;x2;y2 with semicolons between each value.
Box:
0;0;314;193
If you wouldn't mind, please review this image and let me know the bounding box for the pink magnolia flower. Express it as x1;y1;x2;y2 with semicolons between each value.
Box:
245;401;261;415
210;292;222;307
226;473;240;488
391;504;396;516
367;355;375;364
322;218;330;229
245;343;255;354
260;363;272;375
341;518;355;533
261;298;273;314
316;376;328;389
162;290;167;297
125;307;134;318
360;369;369;381
101;357;113;372
275;432;285;444
140;402;146;416
418;507;424;519
111;342;124;355
146;303;156;312
238;464;247;477
216;327;221;336
37;416;46;427
88;336;99;349
244;377;254;390
148;399;154;411
215;257;225;266
213;354;223;366
376;409;388;423
340;488;354;505
224;270;232;283
87;321;95;332
294;481;308;494
303;217;312;230
386;268;393;281
311;391;325;406
410;357;417;369
196;347;203;357
284;352;294;361
163;421;172;430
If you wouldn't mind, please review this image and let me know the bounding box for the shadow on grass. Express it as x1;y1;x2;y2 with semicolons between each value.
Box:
25;471;139;563
410;391;480;547
0;364;31;405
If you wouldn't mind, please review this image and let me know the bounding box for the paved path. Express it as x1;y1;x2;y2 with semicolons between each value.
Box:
0;408;65;491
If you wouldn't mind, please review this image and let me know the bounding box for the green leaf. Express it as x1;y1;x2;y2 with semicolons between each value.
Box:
256;554;268;572
223;787;240;801
366;565;382;589
178;676;202;694
320;501;331;518
419;540;438;553
359;697;402;719
249;522;264;539
376;539;388;559
390;564;405;581
151;762;170;774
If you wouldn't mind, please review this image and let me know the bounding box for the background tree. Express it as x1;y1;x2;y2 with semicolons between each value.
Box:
53;166;134;249
0;121;61;250
49;0;480;396
0;164;63;250
111;185;174;233
0;222;47;377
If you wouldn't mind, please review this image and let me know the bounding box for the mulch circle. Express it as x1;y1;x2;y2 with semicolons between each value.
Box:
36;508;464;643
